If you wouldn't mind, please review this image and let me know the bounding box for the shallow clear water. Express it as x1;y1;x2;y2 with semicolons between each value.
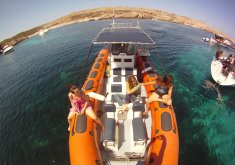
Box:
0;20;235;165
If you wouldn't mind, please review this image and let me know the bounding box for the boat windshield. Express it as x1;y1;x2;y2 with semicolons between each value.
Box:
112;44;135;55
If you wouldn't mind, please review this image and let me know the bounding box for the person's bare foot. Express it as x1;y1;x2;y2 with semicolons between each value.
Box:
121;104;129;112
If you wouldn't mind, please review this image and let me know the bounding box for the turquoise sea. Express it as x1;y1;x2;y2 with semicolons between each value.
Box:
0;20;235;165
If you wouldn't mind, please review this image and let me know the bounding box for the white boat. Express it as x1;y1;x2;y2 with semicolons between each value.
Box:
2;45;14;54
39;30;44;36
210;34;235;50
38;28;49;36
202;37;209;42
211;57;235;87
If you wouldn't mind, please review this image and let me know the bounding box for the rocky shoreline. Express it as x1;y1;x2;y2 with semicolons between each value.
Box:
1;7;234;47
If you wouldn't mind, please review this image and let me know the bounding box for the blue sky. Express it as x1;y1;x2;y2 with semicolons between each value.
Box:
1;0;235;42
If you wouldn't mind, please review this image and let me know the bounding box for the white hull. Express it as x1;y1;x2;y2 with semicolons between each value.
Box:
3;46;14;54
202;37;209;42
211;59;235;86
39;29;49;36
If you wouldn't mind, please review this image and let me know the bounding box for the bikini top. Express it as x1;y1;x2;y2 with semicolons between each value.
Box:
70;94;86;112
154;84;170;97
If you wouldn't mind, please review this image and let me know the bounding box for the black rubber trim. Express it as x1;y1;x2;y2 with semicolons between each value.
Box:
75;115;87;133
96;58;102;62
161;112;172;131
85;80;94;90
90;70;98;78
93;63;101;69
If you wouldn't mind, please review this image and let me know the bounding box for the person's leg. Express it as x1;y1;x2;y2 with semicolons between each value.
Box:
85;108;104;131
113;94;125;106
162;95;172;105
67;111;76;131
113;94;128;112
130;95;137;103
145;93;160;113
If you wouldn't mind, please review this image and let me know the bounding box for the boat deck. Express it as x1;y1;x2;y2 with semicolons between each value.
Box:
98;61;152;163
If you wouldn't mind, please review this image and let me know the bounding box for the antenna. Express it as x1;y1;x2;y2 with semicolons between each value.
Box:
112;0;115;24
137;21;140;27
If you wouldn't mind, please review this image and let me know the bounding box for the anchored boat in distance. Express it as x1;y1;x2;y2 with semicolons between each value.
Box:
210;34;235;50
1;45;14;54
211;51;235;87
69;22;179;165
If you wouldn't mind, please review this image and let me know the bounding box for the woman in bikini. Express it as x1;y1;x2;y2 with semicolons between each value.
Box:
67;84;104;131
144;75;173;116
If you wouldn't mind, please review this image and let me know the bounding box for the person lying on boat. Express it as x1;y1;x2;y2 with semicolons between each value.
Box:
144;75;173;116
67;84;104;131
114;75;155;113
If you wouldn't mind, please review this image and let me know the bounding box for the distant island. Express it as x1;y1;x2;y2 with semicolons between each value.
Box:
1;7;234;47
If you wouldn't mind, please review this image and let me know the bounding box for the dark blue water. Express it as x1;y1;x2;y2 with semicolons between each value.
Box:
0;20;235;165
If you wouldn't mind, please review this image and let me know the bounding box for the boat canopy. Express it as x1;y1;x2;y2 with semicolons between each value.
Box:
92;24;155;45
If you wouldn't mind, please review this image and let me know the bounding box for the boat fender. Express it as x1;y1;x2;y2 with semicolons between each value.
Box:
88;92;105;101
141;67;152;73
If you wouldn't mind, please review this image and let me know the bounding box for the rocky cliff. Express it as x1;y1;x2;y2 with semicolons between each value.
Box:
1;7;234;46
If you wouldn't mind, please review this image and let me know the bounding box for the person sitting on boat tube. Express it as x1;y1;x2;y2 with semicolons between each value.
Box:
144;75;173;116
114;75;155;113
67;84;104;131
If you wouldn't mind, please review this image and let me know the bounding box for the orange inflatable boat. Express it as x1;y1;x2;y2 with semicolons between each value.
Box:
69;49;109;165
69;23;179;165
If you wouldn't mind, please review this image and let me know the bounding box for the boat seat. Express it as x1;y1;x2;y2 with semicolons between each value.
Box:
103;103;117;146
132;102;147;145
103;118;116;142
133;102;145;112
132;118;147;144
112;76;122;83
106;79;126;95
104;103;116;119
110;68;137;76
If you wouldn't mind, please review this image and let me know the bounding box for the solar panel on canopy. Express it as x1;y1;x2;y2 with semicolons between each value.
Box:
92;26;155;45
